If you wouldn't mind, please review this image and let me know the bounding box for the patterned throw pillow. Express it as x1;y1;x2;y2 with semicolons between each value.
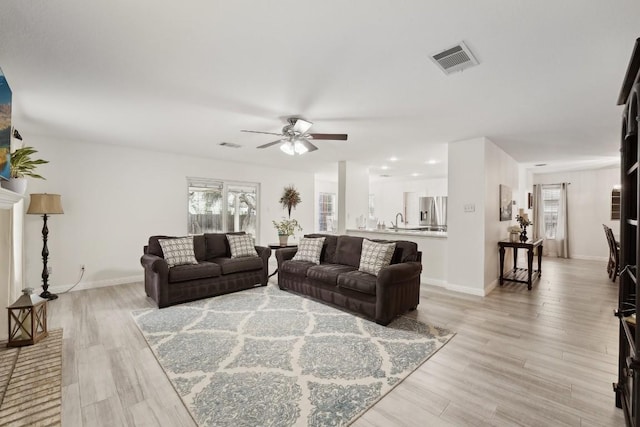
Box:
158;237;199;268
227;234;258;258
358;239;396;276
292;237;325;265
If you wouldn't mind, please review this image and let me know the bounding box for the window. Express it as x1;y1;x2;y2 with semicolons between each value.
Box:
541;185;561;239
318;192;336;232
368;194;375;219
611;187;621;220
188;178;259;239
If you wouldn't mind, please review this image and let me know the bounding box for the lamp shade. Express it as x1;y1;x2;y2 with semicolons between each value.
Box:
27;193;64;215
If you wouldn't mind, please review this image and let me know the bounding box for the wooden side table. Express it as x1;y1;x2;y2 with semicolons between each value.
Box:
267;244;298;278
498;238;543;290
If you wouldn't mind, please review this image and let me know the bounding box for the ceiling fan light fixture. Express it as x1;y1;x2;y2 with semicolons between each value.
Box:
294;140;308;155
280;141;295;155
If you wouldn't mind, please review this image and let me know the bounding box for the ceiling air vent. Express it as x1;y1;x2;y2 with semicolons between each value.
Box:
430;41;479;75
219;142;241;148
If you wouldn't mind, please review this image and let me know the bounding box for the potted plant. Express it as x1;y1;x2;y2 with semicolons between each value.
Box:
280;185;301;218
272;218;302;246
0;146;48;195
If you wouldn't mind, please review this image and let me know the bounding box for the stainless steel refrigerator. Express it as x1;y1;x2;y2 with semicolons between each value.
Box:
419;196;447;230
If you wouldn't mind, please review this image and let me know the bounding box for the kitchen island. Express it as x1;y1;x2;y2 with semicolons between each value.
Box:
346;228;447;286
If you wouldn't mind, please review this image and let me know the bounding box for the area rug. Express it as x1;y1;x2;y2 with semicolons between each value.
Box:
0;328;63;426
132;285;454;427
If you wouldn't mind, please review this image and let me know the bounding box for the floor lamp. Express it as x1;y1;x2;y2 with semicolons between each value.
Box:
27;193;64;300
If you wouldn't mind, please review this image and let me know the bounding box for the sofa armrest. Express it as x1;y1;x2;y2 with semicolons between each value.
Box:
255;246;272;285
275;247;298;266
140;254;170;307
141;253;169;274
377;261;422;284
375;261;422;325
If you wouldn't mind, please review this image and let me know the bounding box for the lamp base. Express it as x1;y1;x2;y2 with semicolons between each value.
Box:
40;290;58;300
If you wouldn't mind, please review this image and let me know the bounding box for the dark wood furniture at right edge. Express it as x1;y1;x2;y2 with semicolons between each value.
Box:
615;37;640;427
498;238;543;290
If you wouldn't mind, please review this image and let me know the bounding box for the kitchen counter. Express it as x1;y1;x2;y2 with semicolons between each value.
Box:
345;228;447;238
346;229;447;286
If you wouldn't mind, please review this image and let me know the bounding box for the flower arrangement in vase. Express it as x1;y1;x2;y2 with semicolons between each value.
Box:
507;225;521;242
515;209;533;242
272;218;302;246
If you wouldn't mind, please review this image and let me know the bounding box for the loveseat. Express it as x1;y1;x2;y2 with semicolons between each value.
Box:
275;234;422;325
141;232;271;308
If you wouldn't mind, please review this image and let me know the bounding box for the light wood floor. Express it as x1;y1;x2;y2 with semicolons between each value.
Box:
50;257;625;426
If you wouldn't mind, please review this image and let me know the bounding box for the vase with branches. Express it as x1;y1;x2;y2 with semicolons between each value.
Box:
279;185;301;218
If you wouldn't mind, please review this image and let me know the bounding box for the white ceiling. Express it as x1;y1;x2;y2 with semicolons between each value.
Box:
0;1;637;180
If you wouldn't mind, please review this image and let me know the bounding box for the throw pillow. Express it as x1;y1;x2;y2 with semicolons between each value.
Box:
227;234;258;258
358;239;396;276
158;236;199;268
292;237;325;265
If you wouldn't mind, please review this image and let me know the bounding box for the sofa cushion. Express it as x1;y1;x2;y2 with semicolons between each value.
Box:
337;270;377;296
292;237;325;264
227;234;258;258
335;236;364;267
281;260;315;277
158;237;199;268
168;262;222;283
148;235;175;257
307;264;357;286
212;256;263;275
305;234;338;264
205;232;246;259
359;239;396;276
193;235;206;261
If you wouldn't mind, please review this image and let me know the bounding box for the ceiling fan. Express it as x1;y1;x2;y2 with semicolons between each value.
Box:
241;118;348;155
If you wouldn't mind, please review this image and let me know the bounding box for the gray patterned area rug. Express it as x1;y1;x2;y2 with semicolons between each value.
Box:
132;284;454;427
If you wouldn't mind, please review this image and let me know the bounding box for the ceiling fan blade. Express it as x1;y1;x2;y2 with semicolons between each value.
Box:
256;139;284;149
308;133;348;140
241;130;284;136
292;119;313;135
299;138;318;152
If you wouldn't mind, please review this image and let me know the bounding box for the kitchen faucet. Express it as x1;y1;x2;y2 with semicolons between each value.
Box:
392;212;404;230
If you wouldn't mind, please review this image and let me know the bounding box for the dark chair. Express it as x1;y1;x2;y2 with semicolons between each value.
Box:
603;224;620;282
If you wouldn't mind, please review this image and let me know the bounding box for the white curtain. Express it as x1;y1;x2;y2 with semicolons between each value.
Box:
532;184;545;241
555;182;569;258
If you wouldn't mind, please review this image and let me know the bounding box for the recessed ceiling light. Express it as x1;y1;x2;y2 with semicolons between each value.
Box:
389;156;398;162
381;165;389;170
426;159;438;165
411;172;420;177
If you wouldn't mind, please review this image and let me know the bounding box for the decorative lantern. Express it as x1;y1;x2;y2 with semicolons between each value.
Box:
7;288;48;347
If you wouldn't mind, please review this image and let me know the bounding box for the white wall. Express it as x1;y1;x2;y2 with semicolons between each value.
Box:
447;138;486;295
533;166;620;260
484;139;519;290
447;137;519;296
370;178;447;227
23;138;315;292
337;161;369;233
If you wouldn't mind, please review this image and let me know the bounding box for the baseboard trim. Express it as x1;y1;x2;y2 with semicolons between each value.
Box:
484;279;498;296
421;277;447;287
570;255;608;262
48;275;143;294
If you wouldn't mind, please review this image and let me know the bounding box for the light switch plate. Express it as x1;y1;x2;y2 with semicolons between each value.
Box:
464;203;475;212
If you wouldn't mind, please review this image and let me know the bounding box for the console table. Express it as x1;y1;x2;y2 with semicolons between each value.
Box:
498;238;543;290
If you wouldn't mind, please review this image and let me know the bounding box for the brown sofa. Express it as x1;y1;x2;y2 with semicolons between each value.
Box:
141;233;271;308
275;234;422;325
